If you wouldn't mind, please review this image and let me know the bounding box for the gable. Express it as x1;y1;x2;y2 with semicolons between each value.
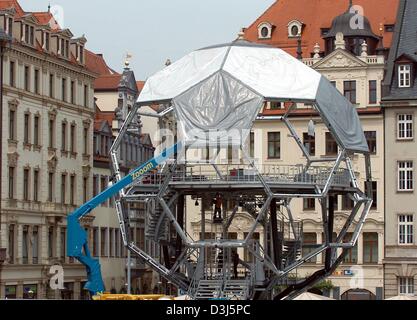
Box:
313;49;367;69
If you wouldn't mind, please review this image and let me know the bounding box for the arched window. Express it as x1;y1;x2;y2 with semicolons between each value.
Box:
258;22;273;39
287;20;303;38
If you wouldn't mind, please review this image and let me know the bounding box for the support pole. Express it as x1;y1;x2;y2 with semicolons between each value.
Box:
325;196;335;270
270;199;281;269
176;195;185;259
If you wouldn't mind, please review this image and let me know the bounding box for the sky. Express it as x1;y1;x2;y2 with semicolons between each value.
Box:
19;0;275;80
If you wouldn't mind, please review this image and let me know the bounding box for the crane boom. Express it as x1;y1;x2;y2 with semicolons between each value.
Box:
67;142;181;295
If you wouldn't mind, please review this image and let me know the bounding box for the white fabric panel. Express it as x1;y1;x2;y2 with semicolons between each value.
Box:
223;46;321;100
173;71;264;147
137;47;228;103
315;77;369;153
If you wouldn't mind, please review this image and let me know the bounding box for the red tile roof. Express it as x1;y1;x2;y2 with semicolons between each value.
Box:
136;81;145;91
94;74;122;91
0;0;25;17
85;50;118;76
244;0;400;57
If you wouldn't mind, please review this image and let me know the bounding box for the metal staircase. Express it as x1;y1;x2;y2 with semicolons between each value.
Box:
145;197;169;241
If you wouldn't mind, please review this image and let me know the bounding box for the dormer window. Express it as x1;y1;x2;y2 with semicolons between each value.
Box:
288;20;303;38
42;31;50;51
258;22;273;39
22;24;34;46
5;16;13;36
399;64;412;88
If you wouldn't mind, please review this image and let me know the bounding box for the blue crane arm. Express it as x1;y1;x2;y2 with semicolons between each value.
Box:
67;142;182;295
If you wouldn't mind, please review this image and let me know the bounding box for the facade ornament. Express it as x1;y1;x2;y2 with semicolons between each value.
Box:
335;32;345;50
361;40;368;57
47;155;58;172
313;43;321;58
7;152;19;167
82;164;91;177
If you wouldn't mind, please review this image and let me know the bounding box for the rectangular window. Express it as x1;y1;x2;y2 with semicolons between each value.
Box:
270;102;282;110
24;113;30;144
110;229;115;257
399;215;414;245
369;80;377;104
93;228;99;257
363;233;378;264
398;161;414;191
399;277;414;295
61;174;66;204
62;78;67;102
49;119;55;148
364;131;377;154
33;170;39;202
9;109;15;140
70;124;76;153
71;80;76;104
34;115;40;146
22;226;29;264
24;66;30;91
84;85;89;107
399;65;411;88
326;132;338;156
34;69;40;94
60;228;66;259
82;177;88;203
9;61;15;87
70;175;75;206
249;132;255;158
303;198;315;211
343;233;358;264
6;17;13;36
101;176;107;207
49;74;54;98
48;227;54;258
303;133;316;156
61;122;67;151
268;132;281;159
100;228;107;257
48;172;54;202
344;80;357;104
302;233;317;263
29;26;34;45
397;114;413;140
32;226;39;264
8;167;14;199
83;127;88;154
23;168;29;201
8;225;15;264
342;194;354;211
93;176;98;197
365;181;377;210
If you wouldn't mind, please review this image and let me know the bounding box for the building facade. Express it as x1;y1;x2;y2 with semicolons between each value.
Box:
0;1;95;299
382;0;417;299
92;60;156;294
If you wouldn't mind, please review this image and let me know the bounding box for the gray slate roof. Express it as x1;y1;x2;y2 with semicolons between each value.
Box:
383;0;417;101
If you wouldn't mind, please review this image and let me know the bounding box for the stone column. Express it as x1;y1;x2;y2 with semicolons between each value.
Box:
378;232;384;264
74;281;81;300
28;225;33;265
17;224;23;265
17;281;23;299
41;224;48;264
56;226;61;262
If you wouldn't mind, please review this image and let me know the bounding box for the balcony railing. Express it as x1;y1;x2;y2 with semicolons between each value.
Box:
138;164;351;188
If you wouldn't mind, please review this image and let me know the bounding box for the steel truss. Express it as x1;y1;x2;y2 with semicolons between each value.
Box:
108;102;373;300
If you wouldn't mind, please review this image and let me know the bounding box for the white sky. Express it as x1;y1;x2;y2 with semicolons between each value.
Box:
19;0;275;79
